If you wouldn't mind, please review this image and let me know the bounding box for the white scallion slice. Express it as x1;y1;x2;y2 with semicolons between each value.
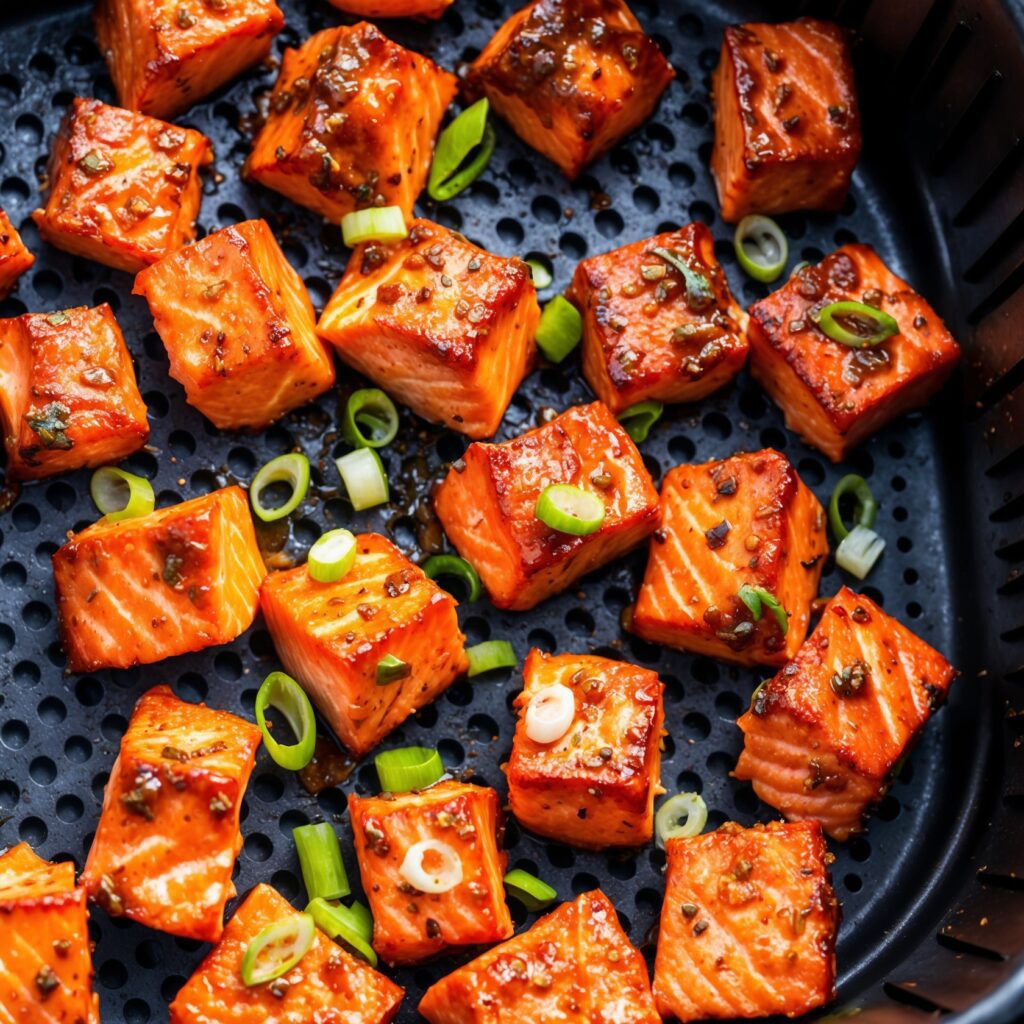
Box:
341;206;408;247
399;839;463;894
835;524;886;580
307;529;357;583
335;448;389;511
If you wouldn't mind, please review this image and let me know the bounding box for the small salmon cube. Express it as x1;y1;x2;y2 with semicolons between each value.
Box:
317;219;538;438
630;449;826;667
0;210;34;300
32;98;211;273
0;304;149;481
261;533;468;757
134;218;335;430
567;224;748;414
735;587;955;840
434;401;659;611
170;883;404;1024
0;844;98;1024
507;650;663;849
94;0;283;120
419;889;659;1024
325;0;452;17
53;486;265;672
349;781;512;966
81;685;261;943
711;19;861;222
748;245;961;462
246;23;457;222
465;0;674;180
653;821;838;1021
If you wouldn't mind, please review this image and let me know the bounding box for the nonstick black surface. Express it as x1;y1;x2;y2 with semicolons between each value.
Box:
0;1;990;1021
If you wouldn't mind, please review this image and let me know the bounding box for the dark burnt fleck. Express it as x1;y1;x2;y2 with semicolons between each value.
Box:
705;520;731;550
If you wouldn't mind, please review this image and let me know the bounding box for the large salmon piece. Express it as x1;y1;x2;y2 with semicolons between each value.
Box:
81;686;261;943
0;304;149;481
0;209;34;301
653;821;839;1021
734;587;956;840
630;449;827;667
260;533;468;757
0;843;99;1024
419;889;659;1024
52;486;265;672
317;219;539;439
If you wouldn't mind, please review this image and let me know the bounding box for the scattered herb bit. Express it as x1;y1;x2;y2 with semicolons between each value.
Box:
830;660;869;698
78;150;114;176
35;965;59;999
163;552;185;587
652;247;714;310
25;403;72;450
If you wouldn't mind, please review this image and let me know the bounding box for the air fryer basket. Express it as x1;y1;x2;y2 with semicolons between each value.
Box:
0;0;1022;1020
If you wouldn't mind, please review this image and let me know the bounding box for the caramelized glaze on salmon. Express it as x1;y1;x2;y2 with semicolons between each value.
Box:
0;210;34;301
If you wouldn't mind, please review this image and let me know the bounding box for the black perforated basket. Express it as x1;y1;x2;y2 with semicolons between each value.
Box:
1;0;1023;1021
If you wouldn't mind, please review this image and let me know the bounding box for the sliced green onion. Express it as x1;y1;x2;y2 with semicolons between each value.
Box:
428;98;494;202
737;584;789;636
653;247;714;310
240;913;315;986
422;554;482;602
618;401;664;443
836;524;886;580
341;206;407;247
526;259;553;290
535;483;605;536
734;215;788;283
466;640;516;677
342;389;399;450
503;869;557;911
255;671;317;771
535;295;582;363
813;300;899;348
250;453;310;522
335;447;388;511
376;654;410;686
294;822;350;902
90;467;155;522
306;897;377;967
346;899;373;942
308;529;357;584
655;792;708;849
375;745;444;792
828;474;878;542
791;261;810;276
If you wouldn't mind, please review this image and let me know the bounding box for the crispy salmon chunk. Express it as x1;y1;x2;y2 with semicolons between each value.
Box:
653;821;838;1021
419;889;658;1024
170;883;404;1024
465;0;673;180
0;305;149;482
81;686;260;943
317;219;538;438
53;485;264;672
32;98;211;273
134;219;335;430
0;844;98;1024
748;245;961;462
94;0;284;120
349;781;512;966
735;586;956;840
711;19;860;222
630;450;826;667
434;401;659;611
261;533;468;757
507;650;663;849
567;224;748;414
0;210;34;300
246;23;457;221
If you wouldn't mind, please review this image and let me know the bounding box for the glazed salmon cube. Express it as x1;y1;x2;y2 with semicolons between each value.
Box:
434;401;659;611
325;0;452;18
630;449;826;667
653;821;838;1021
0;844;98;1024
349;781;512;966
507;650;663;849
748;245;961;462
52;485;265;672
735;587;955;840
81;685;261;943
134;219;335;430
261;533;468;757
711;19;861;222
94;0;284;120
419;889;659;1024
464;0;674;180
170;883;404;1024
32;98;211;273
0;304;149;482
246;23;457;222
317;220;538;438
0;210;34;300
567;224;748;414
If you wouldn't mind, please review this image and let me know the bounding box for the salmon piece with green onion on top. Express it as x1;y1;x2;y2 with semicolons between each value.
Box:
0;209;34;300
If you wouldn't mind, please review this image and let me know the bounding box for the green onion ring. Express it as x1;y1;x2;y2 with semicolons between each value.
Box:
828;474;878;541
346;899;373;942
813;300;899;348
503;868;558;911
654;792;708;849
255;671;317;771
835;524;886;579
306;898;377;966
375;745;445;792
466;640;517;677
294;822;350;902
342;389;399;450
90;466;155;522
335;447;389;511
535;484;605;536
422;554;482;602
240;913;315;986
250;453;310;523
617;400;664;443
375;654;410;686
526;258;553;290
308;529;357;584
535;295;582;363
428;99;494;202
737;584;789;636
341;206;408;247
734;215;788;283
